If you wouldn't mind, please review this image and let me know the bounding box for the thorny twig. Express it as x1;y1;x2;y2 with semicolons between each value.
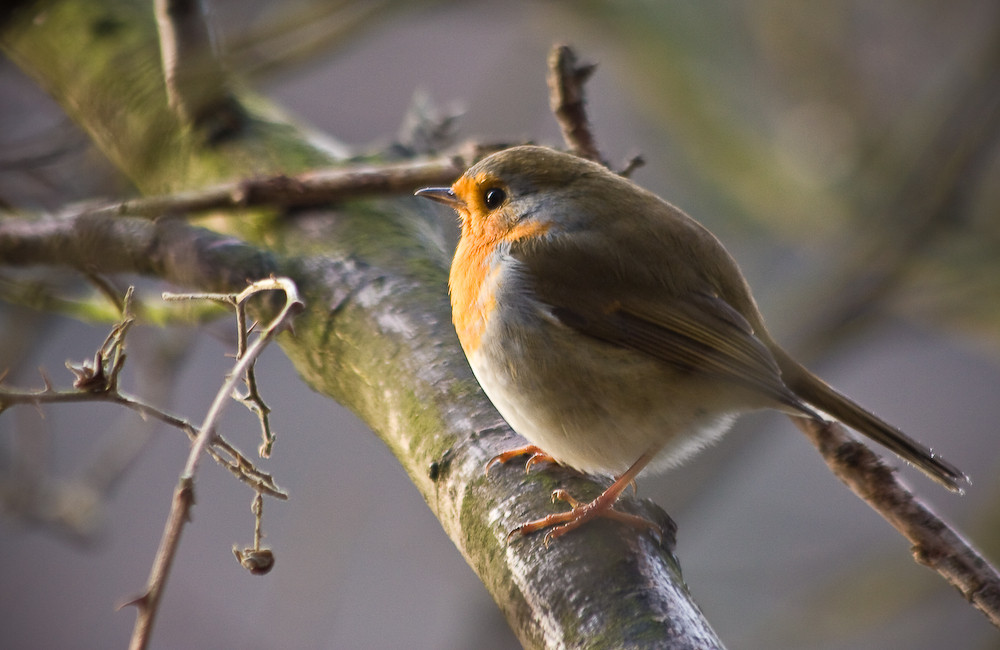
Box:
163;284;284;458
233;492;275;575
127;276;303;650
0;289;287;501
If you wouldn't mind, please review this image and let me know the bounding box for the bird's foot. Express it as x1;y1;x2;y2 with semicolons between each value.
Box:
508;486;661;546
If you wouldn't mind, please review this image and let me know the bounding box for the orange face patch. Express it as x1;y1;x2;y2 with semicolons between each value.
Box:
451;172;551;244
448;171;551;353
451;174;487;216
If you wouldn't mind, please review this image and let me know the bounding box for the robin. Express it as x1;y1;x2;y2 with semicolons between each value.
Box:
416;145;966;543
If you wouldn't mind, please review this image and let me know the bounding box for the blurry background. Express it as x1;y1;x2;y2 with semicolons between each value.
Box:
2;1;999;648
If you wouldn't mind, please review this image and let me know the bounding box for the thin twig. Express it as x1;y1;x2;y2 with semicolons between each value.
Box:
792;417;1000;626
82;271;130;315
84;144;503;219
234;300;274;457
163;288;278;457
0;356;287;500
233;491;275;575
127;277;303;650
0;286;280;546
618;154;646;178
242;362;275;457
547;44;603;162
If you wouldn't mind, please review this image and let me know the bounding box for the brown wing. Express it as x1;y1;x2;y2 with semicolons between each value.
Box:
549;291;814;416
510;221;817;417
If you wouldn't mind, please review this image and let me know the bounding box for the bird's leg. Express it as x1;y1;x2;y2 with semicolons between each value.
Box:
486;444;558;474
508;448;661;545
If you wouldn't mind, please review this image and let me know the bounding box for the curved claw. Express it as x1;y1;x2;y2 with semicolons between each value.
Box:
550;488;581;508
524;451;557;473
485;444;556;475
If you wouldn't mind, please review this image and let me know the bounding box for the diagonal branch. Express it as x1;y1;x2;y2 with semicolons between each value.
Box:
154;0;240;136
5;2;995;647
793;417;1000;627
2;4;722;646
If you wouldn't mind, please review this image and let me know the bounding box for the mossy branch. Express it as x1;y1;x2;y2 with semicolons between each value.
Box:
1;1;718;647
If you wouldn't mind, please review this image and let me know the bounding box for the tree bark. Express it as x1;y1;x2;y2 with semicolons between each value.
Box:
1;1;722;647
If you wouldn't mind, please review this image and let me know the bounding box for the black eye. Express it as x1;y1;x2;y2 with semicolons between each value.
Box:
483;187;506;209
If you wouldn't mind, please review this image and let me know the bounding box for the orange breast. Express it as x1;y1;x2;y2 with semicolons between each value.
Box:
449;231;497;355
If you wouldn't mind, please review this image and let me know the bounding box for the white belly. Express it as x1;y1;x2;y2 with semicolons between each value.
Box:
467;322;743;478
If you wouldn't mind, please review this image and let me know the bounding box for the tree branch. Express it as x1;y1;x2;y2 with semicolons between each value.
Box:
547;44;603;163
3;1;995;646
154;0;240;137
2;3;721;647
83;145;502;218
0;212;278;291
793;417;1000;627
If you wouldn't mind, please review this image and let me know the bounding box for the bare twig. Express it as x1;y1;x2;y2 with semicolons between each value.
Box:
0;287;284;544
0;385;288;500
234;301;274;457
793;417;1000;627
64;285;134;393
0;291;288;501
547;44;603;162
233;491;274;575
241;362;275;457
83;144;503;219
618;154;646;178
82;270;131;316
127;277;303;650
162;287;279;457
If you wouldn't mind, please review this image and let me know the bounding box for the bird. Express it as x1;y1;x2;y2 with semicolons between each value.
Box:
415;145;967;543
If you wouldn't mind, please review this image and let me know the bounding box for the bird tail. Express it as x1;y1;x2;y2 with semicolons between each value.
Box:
771;346;968;493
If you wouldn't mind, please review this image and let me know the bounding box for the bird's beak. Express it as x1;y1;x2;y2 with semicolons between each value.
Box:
415;187;466;210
